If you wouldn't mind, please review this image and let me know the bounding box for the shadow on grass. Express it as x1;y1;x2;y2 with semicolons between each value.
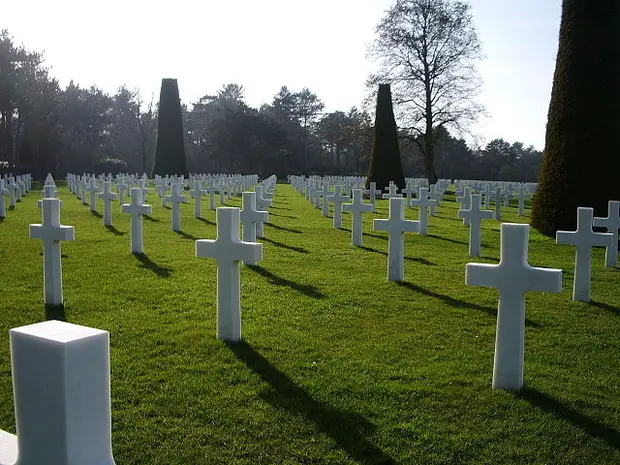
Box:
261;237;308;254
427;234;469;247
104;225;126;236
365;232;388;241
0;217;4;222
197;217;216;226
358;246;435;265
270;206;293;211
45;304;66;322
175;230;199;241
91;210;103;218
265;222;302;234
269;212;297;219
589;300;620;315
433;215;461;222
143;215;160;222
162;205;171;210
517;387;620;451
133;253;172;277
397;282;540;328
247;265;323;298
227;341;398;465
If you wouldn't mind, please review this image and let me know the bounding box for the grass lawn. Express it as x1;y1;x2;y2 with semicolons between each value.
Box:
0;183;619;464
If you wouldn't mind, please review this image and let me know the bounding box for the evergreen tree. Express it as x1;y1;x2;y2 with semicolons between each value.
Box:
531;0;620;235
152;78;188;176
366;84;405;191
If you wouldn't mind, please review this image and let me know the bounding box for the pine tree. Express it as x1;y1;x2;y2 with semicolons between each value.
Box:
151;78;188;177
531;0;620;235
366;84;405;191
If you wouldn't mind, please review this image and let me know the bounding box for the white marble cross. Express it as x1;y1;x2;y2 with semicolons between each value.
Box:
321;184;332;217
382;182;402;200
116;180;128;206
0;321;115;465
37;185;60;210
456;187;472;226
240;191;268;265
409;187;436;236
254;185;272;238
557;207;614;301
514;185;529;216
314;182;329;210
29;199;75;306
196;207;263;342
492;187;503;220
205;180;217;210
121;188;152;254
401;182;417;205
326;185;349;229
99;181;117;227
8;180;17;208
343;188;374;246
373;197;420;281
0;180;7;218
458;193;494;257
190;181;207;218
593;200;620;268
364;181;382;211
85;179;100;212
466;223;562;391
165;183;187;232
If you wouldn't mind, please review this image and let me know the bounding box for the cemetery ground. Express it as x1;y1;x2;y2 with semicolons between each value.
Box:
1;184;620;465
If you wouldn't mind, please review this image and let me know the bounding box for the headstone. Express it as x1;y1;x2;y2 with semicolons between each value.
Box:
190;181;207;219
121;188;152;254
408;187;436;236
86;179;99;213
239;192;268;265
1;320;115;465
556;207;614;301
382;182;401;200
165;183;188;232
458;193;494;257
373;197;420;282
593;200;620;268
0;180;7;218
326;185;349;229
196;208;263;342
514;185;529;216
29;199;75;306
99;181;117;227
364;182;382;211
456;187;472;226
342;189;374;246
492;187;503;220
466;223;562;390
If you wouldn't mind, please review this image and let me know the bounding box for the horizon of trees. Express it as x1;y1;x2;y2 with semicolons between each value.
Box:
0;29;542;182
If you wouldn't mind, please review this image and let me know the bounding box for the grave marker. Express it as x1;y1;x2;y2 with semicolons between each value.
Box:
342;189;374;246
593;200;620;268
196;208;262;341
458;193;494;257
373;197;420;281
29;199;75;306
466;223;562;390
556;207;614;301
121;188;152;254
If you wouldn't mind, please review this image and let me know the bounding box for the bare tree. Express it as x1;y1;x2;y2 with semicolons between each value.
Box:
368;0;483;184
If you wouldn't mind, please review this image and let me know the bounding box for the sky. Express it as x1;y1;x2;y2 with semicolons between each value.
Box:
2;0;561;150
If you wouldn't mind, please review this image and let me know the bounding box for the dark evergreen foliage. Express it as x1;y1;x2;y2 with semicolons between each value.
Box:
531;0;620;236
151;78;188;176
366;84;405;191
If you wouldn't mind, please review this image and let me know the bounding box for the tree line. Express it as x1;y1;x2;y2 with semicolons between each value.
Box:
0;29;541;181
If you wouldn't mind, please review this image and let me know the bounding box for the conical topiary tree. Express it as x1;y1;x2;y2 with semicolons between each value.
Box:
151;78;189;177
366;83;406;191
531;0;620;236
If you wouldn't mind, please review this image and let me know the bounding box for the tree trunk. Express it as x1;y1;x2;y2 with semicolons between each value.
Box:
423;130;438;185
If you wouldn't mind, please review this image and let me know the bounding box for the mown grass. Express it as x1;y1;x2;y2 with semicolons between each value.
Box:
0;183;619;464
